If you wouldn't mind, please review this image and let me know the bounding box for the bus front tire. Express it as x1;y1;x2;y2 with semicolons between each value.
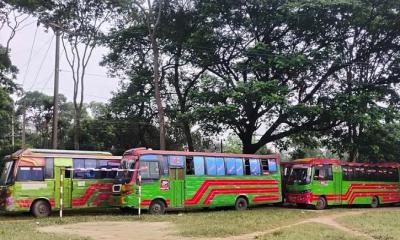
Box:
31;200;51;217
315;197;327;210
149;200;166;215
371;196;379;208
235;197;248;211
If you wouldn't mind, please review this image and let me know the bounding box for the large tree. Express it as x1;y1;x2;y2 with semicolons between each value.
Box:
189;0;400;153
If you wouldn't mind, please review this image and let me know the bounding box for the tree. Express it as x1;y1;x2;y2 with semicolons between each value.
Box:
189;0;400;153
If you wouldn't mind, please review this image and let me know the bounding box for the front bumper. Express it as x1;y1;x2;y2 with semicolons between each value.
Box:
285;192;313;204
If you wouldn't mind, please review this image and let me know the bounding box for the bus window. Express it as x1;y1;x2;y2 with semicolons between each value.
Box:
236;158;244;175
216;157;225;176
268;159;277;172
314;165;333;181
186;157;194;175
193;156;205;176
225;158;243;176
249;159;261;176
206;157;217;175
140;161;160;179
45;158;54;179
244;159;251;175
0;161;15;185
16;167;44;181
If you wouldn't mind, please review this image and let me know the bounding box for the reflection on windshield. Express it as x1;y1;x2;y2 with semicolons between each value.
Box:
0;161;14;185
115;160;135;183
287;167;311;185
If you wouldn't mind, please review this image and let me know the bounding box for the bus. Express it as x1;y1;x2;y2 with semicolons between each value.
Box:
0;148;121;217
284;158;400;209
112;148;281;214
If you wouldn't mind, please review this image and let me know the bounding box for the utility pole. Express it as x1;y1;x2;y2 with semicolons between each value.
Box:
11;103;15;147
22;110;26;147
52;29;60;149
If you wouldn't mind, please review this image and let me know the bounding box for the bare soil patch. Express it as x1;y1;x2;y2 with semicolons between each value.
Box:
39;221;183;240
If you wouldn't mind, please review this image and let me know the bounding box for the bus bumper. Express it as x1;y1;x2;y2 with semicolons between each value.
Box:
286;192;313;204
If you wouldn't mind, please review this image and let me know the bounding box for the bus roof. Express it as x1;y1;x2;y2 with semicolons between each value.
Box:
123;148;280;161
287;158;400;168
9;148;119;160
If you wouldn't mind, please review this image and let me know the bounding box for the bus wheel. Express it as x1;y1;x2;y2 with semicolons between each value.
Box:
235;197;248;211
371;196;379;208
31;200;51;217
149;200;166;215
315;197;327;210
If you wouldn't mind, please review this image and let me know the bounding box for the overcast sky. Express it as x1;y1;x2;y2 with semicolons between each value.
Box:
1;16;120;103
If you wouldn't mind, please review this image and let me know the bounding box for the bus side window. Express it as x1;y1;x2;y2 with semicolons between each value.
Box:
45;158;54;179
249;159;261;176
206;157;217;175
244;159;251;175
215;157;225;176
186;157;194;175
140;161;160;180
193;156;205;176
16;167;44;181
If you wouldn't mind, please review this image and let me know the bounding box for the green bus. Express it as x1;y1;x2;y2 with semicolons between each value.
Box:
285;158;400;209
0;149;121;217
112;148;281;214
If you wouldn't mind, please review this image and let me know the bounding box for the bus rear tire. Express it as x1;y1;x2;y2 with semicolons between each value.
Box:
31;200;51;217
371;196;379;208
235;197;248;211
149;200;166;215
315;197;327;210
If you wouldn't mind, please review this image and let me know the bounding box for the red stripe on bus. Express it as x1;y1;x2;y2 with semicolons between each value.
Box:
252;195;280;203
72;183;113;206
184;179;279;205
203;188;279;205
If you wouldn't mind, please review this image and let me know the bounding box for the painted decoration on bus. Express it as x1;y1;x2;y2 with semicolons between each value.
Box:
19;157;45;167
160;180;170;190
168;155;184;167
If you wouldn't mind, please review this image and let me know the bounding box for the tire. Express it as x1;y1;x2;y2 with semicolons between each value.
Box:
315;197;327;210
235;197;248;211
149;200;166;215
371;196;379;208
31;200;51;217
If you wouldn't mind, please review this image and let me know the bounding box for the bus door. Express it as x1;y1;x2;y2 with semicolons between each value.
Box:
332;165;342;204
169;168;184;208
54;158;73;209
312;164;335;204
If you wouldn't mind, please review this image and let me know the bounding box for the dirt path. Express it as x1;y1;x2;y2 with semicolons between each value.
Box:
38;210;372;240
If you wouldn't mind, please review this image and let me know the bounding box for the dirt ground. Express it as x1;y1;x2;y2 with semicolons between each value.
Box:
38;210;370;240
39;221;183;240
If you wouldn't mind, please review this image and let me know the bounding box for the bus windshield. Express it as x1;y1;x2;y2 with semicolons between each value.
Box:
0;161;15;186
287;166;311;185
115;160;135;184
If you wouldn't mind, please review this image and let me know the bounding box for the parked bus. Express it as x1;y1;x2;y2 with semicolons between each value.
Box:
112;148;281;214
0;149;121;217
285;158;400;209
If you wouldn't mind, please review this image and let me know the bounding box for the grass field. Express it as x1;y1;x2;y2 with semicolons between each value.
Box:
257;223;365;240
337;209;400;240
0;207;399;240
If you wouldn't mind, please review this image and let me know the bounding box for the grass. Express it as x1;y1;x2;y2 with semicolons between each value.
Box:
337;208;400;240
0;207;329;239
256;223;366;240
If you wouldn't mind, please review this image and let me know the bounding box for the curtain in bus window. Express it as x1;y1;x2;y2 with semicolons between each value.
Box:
193;156;205;176
85;159;97;179
268;159;277;172
215;157;225;176
206;157;217;175
16;167;31;181
45;158;54;179
168;155;185;168
73;159;85;179
249;159;261;175
236;158;244;175
31;167;44;181
225;158;236;175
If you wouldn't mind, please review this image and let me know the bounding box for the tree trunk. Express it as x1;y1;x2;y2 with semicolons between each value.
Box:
74;111;80;150
151;34;166;150
183;121;194;151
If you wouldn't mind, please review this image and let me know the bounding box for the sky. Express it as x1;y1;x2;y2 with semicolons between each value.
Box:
1;16;120;103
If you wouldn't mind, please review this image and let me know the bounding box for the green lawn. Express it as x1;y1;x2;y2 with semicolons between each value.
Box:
0;207;326;239
257;223;366;240
337;208;400;240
